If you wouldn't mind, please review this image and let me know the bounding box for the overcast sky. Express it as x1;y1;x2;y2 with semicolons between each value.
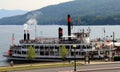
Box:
0;0;73;11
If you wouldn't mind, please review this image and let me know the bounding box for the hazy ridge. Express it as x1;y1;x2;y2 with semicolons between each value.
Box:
0;0;120;25
0;9;27;19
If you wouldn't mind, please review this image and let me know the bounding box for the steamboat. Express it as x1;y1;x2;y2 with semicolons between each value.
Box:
3;15;111;61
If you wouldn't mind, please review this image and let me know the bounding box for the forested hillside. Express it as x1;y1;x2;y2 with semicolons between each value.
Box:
0;0;120;25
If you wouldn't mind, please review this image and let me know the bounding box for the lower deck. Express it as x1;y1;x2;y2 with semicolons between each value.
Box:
3;43;115;61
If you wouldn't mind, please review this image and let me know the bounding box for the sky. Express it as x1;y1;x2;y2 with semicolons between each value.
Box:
0;0;73;11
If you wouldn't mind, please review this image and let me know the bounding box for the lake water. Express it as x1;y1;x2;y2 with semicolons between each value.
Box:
0;25;120;66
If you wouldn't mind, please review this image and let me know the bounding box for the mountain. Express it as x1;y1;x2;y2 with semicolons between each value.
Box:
0;0;120;25
0;9;27;19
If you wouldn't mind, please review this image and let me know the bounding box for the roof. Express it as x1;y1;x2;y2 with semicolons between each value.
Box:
105;41;120;46
62;35;76;38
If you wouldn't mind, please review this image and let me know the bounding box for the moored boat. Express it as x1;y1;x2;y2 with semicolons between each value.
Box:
3;15;109;61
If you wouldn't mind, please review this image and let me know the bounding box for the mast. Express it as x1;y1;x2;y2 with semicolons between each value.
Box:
12;33;14;45
113;32;115;47
35;24;37;38
103;28;106;40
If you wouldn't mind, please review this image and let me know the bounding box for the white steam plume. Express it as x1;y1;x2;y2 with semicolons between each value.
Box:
26;11;42;19
26;18;37;25
23;11;41;37
23;23;28;31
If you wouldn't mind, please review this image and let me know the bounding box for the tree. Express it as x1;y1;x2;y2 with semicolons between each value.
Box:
27;45;37;65
60;45;68;62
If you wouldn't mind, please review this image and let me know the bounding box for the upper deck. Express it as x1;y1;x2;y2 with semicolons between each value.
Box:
19;31;91;45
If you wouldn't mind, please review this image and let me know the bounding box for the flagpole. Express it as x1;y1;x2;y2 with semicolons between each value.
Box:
104;28;106;40
12;33;14;45
35;24;37;38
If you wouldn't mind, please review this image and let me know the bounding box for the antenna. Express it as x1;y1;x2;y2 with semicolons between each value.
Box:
77;16;80;26
35;24;37;38
12;33;14;45
103;28;106;40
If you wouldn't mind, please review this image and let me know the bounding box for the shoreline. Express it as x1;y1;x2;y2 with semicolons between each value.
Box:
0;61;119;72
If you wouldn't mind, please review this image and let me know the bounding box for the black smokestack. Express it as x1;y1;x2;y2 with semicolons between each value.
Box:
68;14;71;40
27;31;30;41
24;30;26;41
58;27;63;39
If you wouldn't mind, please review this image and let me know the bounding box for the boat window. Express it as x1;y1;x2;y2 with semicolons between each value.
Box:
82;45;86;49
22;46;24;48
18;46;21;48
17;51;21;54
49;48;53;51
54;52;59;56
50;46;54;49
22;51;26;54
45;51;49;55
81;52;85;55
40;46;44;49
79;52;81;55
71;52;74;56
71;52;78;56
76;52;79;56
66;45;69;49
35;46;39;49
100;51;104;54
55;45;59;49
50;51;54;55
87;45;91;49
76;46;79;49
77;45;80;49
40;52;44;55
93;51;98;55
14;50;16;54
45;46;49;49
